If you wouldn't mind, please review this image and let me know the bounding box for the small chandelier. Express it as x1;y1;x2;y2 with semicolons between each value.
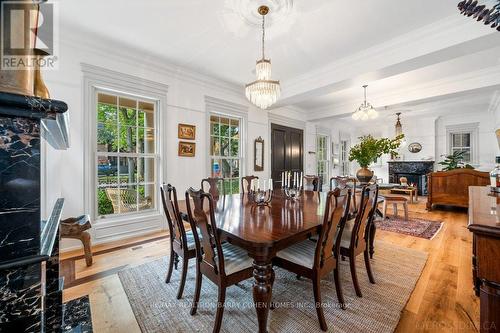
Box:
395;112;407;147
245;6;281;110
352;85;378;120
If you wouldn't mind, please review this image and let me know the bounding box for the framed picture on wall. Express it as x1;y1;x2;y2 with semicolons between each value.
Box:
178;141;196;157
178;123;196;140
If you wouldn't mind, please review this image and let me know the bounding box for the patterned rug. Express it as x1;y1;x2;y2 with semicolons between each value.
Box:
375;216;443;240
118;241;428;333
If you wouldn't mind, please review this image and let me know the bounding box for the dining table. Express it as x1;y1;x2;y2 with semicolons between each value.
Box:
177;190;375;333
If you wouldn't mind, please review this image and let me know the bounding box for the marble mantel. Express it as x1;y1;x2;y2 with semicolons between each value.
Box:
0;92;89;332
388;160;435;195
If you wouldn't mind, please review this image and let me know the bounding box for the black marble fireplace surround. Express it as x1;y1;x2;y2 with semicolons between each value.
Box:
388;161;435;195
0;92;88;332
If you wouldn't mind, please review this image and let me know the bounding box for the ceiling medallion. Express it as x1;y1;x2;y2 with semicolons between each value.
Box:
225;0;294;28
352;85;378;120
245;5;281;110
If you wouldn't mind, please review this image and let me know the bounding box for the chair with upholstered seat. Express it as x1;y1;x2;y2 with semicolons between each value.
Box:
201;177;225;201
241;175;259;193
186;188;254;333
160;183;197;299
273;188;351;331
339;184;378;297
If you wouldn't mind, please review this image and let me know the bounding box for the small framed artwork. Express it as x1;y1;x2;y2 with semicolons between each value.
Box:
178;123;196;140
408;142;422;153
178;141;196;157
254;137;264;171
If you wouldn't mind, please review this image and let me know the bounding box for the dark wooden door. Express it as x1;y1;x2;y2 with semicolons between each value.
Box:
271;123;303;189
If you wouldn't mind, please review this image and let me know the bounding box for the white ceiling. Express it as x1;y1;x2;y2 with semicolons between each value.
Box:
326;87;500;129
60;0;500;118
60;0;457;84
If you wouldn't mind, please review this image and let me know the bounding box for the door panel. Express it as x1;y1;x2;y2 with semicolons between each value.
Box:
271;123;303;189
289;131;303;170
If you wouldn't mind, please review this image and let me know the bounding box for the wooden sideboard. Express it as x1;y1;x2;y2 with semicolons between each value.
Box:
427;169;490;210
468;186;500;333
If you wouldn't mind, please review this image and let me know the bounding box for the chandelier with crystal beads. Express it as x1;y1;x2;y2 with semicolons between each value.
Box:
245;6;281;110
352;85;378;120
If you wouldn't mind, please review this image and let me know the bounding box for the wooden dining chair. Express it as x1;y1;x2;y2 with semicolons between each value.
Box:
273;188;351;331
303;175;320;191
201;177;225;201
185;188;254;333
160;183;197;299
241;175;258;193
339;183;379;297
330;176;358;217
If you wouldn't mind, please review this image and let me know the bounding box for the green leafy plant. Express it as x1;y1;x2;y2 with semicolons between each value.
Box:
97;189;114;216
349;134;404;168
438;151;474;171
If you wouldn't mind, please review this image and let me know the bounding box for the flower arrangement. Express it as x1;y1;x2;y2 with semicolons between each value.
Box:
349;134;404;167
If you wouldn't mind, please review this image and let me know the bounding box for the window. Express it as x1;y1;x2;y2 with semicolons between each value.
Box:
449;132;472;163
446;122;479;165
210;114;241;194
339;139;350;176
316;135;329;189
96;92;157;218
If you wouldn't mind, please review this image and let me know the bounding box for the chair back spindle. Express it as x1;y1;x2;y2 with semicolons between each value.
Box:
241;175;259;193
330;176;358;216
186;188;226;276
303;175;320;192
350;184;378;250
314;188;350;269
201;177;224;201
160;184;188;248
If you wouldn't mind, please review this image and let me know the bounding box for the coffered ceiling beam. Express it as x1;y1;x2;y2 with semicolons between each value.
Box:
306;66;500;121
274;16;500;108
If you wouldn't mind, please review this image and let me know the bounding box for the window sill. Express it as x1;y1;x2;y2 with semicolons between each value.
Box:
95;210;162;229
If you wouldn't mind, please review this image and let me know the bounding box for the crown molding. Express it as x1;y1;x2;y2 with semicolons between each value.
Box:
205;95;248;116
81;63;169;97
60;21;244;98
267;113;306;130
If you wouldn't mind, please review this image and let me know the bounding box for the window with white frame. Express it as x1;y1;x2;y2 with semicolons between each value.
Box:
210;114;241;194
96;92;158;218
449;132;472;163
447;123;478;164
316;135;329;188
339;139;350;176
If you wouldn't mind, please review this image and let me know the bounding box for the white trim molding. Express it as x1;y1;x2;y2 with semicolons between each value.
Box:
267;113;306;130
204;96;249;179
82;63;169;240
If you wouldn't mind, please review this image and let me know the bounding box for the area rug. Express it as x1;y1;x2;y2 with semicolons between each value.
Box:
375;216;443;240
118;241;428;333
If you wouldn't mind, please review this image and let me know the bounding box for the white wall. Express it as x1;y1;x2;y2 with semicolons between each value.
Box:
310;109;497;183
44;27;313;250
436;111;497;171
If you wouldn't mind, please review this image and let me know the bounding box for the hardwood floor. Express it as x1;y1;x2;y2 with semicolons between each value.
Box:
62;198;479;332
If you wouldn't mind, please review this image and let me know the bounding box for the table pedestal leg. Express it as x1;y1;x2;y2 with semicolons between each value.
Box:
253;259;273;333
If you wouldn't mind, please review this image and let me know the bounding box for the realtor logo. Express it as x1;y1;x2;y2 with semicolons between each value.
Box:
1;1;58;70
